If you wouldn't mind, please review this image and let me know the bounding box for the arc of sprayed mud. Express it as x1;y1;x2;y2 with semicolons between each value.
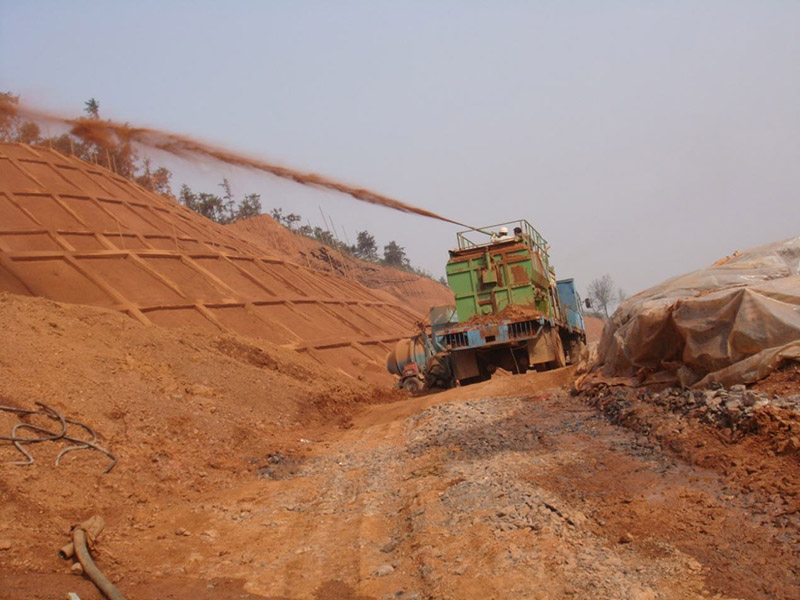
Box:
9;103;476;230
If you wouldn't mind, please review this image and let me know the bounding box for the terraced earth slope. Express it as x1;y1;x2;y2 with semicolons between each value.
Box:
227;214;455;315
0;142;422;383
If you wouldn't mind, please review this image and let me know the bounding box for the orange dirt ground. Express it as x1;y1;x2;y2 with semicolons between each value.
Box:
0;292;402;599
1;292;798;599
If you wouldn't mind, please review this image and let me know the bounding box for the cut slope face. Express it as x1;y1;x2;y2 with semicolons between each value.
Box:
0;142;421;382
227;214;455;315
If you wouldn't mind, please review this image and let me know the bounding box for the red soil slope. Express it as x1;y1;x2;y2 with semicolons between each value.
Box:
0;291;401;598
227;214;454;315
0;142;424;383
584;316;605;344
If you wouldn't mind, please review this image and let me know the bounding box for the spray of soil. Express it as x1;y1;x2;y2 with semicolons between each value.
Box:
4;102;472;228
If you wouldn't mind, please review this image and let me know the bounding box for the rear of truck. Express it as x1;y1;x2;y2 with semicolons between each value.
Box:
386;220;586;389
431;220;585;385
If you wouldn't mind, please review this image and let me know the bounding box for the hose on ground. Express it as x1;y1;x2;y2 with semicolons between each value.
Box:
0;402;116;472
72;525;127;600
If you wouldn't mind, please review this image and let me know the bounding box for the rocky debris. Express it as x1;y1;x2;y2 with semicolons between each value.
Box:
586;383;800;443
373;564;395;577
777;436;800;454
407;399;543;459
0;539;11;551
256;452;303;480
402;399;612;540
383;593;420;600
580;380;800;545
186;383;215;397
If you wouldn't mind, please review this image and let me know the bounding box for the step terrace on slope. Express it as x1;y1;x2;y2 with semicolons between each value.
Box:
0;142;419;382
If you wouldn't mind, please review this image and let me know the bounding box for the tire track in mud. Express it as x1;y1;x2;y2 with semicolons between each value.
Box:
233;417;429;599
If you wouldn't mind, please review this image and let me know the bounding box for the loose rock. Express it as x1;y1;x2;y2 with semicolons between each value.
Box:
374;564;395;577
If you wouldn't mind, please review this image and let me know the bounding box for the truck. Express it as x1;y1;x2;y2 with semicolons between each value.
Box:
386;220;587;392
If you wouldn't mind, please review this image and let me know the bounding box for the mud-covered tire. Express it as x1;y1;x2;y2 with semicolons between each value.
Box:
567;339;585;365
424;352;453;390
402;377;423;394
551;331;567;369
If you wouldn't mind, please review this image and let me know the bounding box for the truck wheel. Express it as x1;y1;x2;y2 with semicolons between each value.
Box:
567;339;585;364
402;377;423;394
424;352;453;390
552;332;567;369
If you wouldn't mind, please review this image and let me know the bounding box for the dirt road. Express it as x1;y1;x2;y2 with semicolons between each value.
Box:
7;368;796;600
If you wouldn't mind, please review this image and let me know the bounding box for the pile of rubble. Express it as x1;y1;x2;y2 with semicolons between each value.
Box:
587;383;800;453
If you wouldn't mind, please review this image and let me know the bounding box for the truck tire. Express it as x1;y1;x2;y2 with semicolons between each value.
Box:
552;331;567;369
567;339;585;365
402;377;423;394
424;352;453;390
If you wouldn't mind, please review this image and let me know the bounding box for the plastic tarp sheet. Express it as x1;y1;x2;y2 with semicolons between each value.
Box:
585;236;800;388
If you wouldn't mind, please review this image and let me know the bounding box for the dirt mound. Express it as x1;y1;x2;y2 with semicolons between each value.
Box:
751;361;800;397
0;142;425;383
583;315;604;344
228;214;454;315
0;292;404;596
463;303;542;325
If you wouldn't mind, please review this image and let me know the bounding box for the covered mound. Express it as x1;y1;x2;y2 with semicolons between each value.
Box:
0;142;423;383
585;237;800;388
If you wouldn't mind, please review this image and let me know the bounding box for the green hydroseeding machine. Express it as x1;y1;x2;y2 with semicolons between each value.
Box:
386;220;587;391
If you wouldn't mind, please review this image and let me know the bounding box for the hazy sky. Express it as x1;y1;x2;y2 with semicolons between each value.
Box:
2;1;798;301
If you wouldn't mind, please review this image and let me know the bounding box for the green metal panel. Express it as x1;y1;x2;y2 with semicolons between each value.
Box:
446;233;552;323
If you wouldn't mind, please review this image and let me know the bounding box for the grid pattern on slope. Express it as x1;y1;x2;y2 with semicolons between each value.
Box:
0;143;419;382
